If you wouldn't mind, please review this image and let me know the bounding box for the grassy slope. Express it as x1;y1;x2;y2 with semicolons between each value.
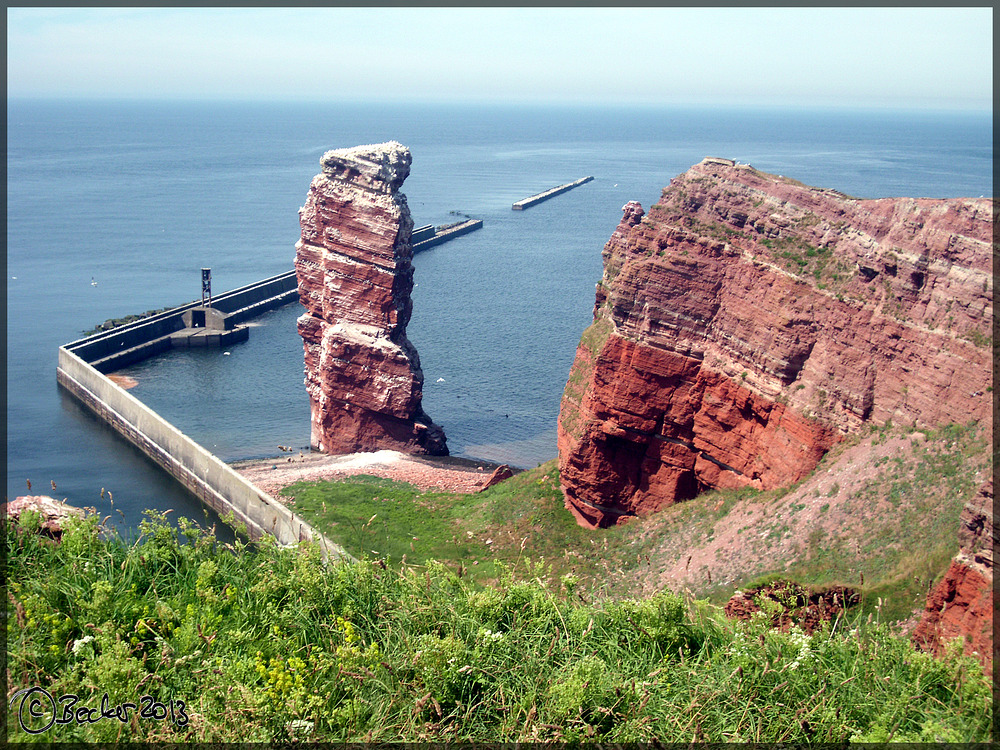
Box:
279;462;630;591
623;419;992;624
7;418;991;742
283;420;990;628
6;509;992;743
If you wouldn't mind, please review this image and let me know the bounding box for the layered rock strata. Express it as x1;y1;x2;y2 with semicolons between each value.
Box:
296;142;447;456
912;479;994;676
559;158;992;527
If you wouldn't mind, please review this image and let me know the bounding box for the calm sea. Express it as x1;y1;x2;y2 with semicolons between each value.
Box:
6;100;992;533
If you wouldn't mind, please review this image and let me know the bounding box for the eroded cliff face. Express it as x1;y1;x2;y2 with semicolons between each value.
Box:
912;479;994;676
296;142;447;456
558;158;992;528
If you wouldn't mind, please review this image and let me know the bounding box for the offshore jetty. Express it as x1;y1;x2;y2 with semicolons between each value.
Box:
513;175;594;210
412;219;483;253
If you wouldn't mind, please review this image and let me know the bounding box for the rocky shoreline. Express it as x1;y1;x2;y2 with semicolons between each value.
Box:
231;450;514;499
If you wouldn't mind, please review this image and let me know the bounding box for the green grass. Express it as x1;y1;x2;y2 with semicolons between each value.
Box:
559;318;613;440
693;421;990;625
281;475;492;572
280;462;636;591
282;420;989;632
6;511;992;743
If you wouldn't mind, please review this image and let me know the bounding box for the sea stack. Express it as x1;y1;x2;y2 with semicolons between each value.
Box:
295;142;447;456
558;157;992;528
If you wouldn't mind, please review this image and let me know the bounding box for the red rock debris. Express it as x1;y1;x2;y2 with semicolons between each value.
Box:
4;495;85;542
724;579;861;635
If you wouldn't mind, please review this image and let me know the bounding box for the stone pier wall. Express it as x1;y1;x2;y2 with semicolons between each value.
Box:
56;346;349;559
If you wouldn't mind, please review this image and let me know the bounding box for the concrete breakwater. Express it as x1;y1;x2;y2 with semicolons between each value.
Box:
56;346;349;556
68;271;299;373
55;208;483;550
57;271;349;557
413;219;483;253
512;176;594;210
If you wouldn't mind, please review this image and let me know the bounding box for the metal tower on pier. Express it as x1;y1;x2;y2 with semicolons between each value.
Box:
201;268;212;307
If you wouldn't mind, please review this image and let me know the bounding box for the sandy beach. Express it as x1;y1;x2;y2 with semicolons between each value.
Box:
231;449;512;499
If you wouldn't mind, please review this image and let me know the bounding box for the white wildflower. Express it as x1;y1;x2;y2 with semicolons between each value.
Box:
286;719;314;737
478;628;504;644
784;628;813;671
71;635;95;655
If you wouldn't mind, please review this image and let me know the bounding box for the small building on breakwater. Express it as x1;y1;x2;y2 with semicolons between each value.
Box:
68;271;298;373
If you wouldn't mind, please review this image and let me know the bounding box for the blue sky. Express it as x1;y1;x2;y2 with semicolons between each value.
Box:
6;7;993;110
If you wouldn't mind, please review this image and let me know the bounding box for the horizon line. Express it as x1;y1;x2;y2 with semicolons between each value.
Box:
6;94;993;116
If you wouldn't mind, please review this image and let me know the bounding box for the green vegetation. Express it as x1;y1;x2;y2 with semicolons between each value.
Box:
456;420;989;633
685;216;741;245
655;195;860;297
578;316;613;358
762;236;839;282
963;328;992;349
7;509;991;742
282;463;629;588
85;305;187;336
559;318;613;440
720;421;990;625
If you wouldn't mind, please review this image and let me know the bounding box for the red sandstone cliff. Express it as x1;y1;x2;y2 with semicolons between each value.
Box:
558;157;992;528
912;479;994;676
296;142;447;456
